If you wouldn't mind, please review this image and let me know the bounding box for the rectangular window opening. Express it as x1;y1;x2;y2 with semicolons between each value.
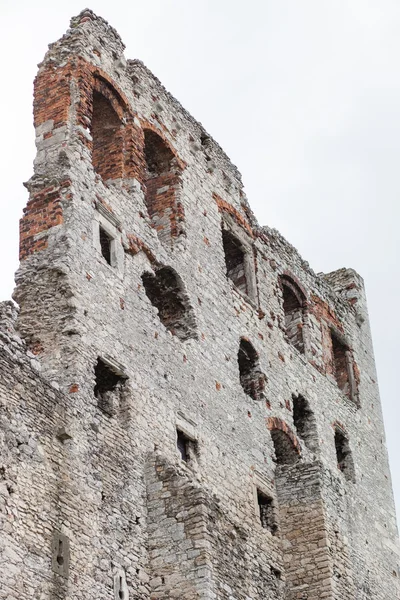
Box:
99;225;113;265
94;357;126;416
257;489;277;535
177;429;189;462
222;228;248;295
176;428;197;465
331;331;350;393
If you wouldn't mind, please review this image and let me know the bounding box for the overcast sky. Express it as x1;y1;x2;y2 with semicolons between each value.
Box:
1;1;399;521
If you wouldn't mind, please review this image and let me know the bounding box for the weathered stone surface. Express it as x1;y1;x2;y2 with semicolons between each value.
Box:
0;8;399;600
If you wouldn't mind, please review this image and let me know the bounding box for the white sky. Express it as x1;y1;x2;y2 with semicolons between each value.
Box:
1;1;399;522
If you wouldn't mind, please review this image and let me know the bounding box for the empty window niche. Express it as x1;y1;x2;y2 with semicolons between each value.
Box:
51;532;70;577
257;489;278;535
91;84;125;181
94;358;127;417
280;276;306;354
334;428;355;482
114;569;129;600
143;129;183;245
99;225;113;265
222;229;248;294
141;267;197;341
331;330;352;394
238;338;266;400
292;395;318;453
270;428;300;466
176;429;197;465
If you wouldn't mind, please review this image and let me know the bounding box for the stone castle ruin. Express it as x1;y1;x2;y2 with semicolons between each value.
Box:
1;9;399;599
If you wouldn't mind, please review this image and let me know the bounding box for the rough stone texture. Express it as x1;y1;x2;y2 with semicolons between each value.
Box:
0;9;399;599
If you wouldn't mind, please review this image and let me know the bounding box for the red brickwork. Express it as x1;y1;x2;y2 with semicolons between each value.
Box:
142;127;185;244
34;63;72;128
19;181;70;260
266;417;302;455
213;193;254;237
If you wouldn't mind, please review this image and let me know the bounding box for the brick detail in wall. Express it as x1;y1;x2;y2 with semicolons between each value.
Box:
267;417;302;456
34;63;72;129
19;181;70;260
214;192;254;236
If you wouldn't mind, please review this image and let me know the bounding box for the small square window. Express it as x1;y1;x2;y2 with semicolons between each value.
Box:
257;489;277;534
99;225;113;265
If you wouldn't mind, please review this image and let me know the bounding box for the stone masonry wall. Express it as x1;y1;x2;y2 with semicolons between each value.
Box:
1;9;399;600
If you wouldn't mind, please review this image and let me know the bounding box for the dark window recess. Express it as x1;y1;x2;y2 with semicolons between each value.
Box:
99;226;112;265
331;332;350;394
177;430;189;462
281;278;305;354
222;229;248;295
270;429;300;465
176;429;196;464
143;129;182;245
334;429;355;482
292;395;318;452
238;339;265;400
257;490;277;534
51;532;70;577
94;358;126;416
141;267;197;342
91;90;123;181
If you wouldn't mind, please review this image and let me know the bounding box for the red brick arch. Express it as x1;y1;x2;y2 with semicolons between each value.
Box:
267;417;302;456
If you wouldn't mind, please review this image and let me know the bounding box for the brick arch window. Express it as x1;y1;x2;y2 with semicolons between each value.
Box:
141;266;197;341
280;275;306;354
334;425;355;482
238;338;266;400
143;129;184;246
267;418;301;465
90;80;125;181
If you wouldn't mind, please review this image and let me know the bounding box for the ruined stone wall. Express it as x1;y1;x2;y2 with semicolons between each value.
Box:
1;9;399;600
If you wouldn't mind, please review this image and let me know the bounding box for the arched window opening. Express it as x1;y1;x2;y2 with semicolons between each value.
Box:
280;277;306;354
334;428;355;482
292;395;318;453
222;229;248;295
270;429;300;466
141;267;197;342
91;90;124;181
143;130;183;245
331;331;351;393
238;339;265;400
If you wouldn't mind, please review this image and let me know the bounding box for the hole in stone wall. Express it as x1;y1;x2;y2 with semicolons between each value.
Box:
280;277;305;354
222;229;248;295
334;428;355;482
51;532;70;577
292;394;318;452
56;539;64;566
99;225;112;265
238;339;265;400
176;429;197;464
91;90;123;181
331;332;350;394
141;267;197;342
257;489;277;534
143;129;182;244
177;429;189;462
94;358;126;416
270;429;300;465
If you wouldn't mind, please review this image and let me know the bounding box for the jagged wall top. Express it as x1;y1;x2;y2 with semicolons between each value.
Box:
32;8;363;321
